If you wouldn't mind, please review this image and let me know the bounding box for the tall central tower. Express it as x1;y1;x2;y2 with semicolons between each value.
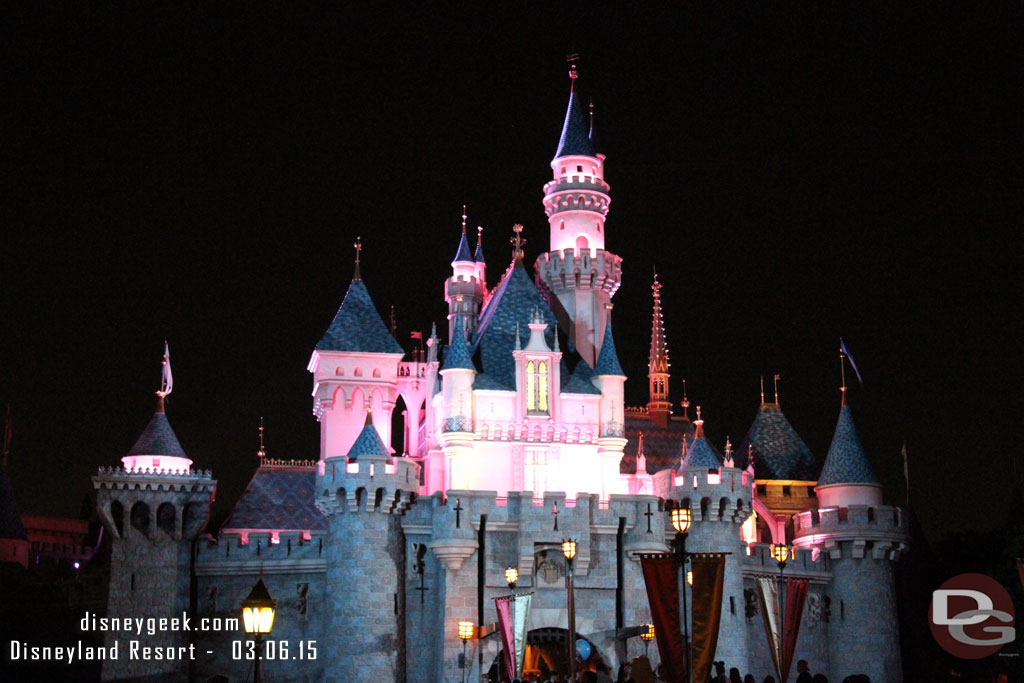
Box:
535;65;622;366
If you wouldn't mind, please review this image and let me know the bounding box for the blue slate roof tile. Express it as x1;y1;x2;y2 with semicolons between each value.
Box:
473;374;510;391
223;467;327;532
470;262;558;390
620;415;696;474
593;321;625;376
315;280;404;354
736;405;818;481
474;238;485;263
818;405;880;486
554;89;596;160
681;437;722;470
562;359;602;395
348;422;390;460
453;232;474;263
442;317;476;372
128;409;188;459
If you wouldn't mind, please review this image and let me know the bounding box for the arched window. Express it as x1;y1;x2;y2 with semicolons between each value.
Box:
526;360;549;415
576;235;588;252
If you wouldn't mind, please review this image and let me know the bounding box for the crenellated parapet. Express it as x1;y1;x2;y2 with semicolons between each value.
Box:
194;530;329;575
92;466;217;541
315;455;419;517
534;248;623;299
793;504;910;560
542;174;611;218
654;466;754;526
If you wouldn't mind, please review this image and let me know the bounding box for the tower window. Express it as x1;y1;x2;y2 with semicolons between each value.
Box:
526;360;549;415
577;165;583;172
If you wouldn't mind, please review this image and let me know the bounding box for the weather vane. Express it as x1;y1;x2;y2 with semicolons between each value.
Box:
511;224;526;260
353;236;363;281
567;52;580;84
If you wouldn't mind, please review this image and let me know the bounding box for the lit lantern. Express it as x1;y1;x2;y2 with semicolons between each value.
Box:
241;577;276;635
505;566;519;590
770;543;790;566
671;507;692;534
561;539;577;561
640;624;654;642
686;570;693;586
458;621;475;642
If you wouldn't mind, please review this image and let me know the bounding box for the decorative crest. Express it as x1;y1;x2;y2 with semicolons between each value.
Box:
511;224;526;261
353;236;363;282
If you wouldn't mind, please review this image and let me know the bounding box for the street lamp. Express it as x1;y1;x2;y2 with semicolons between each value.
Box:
458;621;475;683
505;566;519;592
241;576;276;683
670;506;692;683
562;539;578;682
770;543;793;679
640;623;654;658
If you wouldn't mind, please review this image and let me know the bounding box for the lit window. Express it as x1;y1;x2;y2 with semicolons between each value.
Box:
526;360;550;415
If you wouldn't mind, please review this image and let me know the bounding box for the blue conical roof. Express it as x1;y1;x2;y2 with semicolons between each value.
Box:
563;359;602;395
315;279;404;354
442;316;476;372
736;405;818;481
594;321;625;376
474;237;485;263
554;89;595;160
453;232;474;264
128;406;188;459
681;437;721;470
348;421;390;460
818;405;879;486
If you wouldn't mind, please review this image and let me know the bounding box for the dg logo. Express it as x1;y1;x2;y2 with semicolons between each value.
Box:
929;573;1016;659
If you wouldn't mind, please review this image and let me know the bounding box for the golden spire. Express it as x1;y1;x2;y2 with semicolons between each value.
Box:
461;204;467;234
353;236;363;282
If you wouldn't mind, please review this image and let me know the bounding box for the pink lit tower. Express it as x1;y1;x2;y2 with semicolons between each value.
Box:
535;61;623;367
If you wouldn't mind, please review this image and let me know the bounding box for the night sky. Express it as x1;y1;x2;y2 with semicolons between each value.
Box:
3;6;1019;544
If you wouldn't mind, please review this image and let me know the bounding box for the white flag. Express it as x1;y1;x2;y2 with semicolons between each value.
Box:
160;342;173;397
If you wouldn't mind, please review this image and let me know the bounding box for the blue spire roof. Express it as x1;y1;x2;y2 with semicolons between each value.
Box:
474;235;485;263
553;89;596;160
348;420;390;460
315;279;404;354
471;263;558;390
128;406;188;459
563;359;602;395
442;316;476;372
681;437;721;470
453;231;474;264
818;405;880;486
736;404;818;481
594;321;625;376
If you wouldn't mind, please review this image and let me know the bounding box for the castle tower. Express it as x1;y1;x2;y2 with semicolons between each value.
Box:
439;315;477;489
445;208;487;340
308;241;405;461
793;403;909;683
315;415;418;682
656;413;752;674
647;273;672;427
594;318;627;498
93;393;216;681
535;65;622;366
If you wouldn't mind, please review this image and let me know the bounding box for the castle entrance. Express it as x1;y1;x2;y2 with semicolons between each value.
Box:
486;627;606;682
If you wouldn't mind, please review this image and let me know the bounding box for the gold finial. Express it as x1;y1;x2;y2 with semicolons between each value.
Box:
462;205;467;234
567;52;580;88
839;339;847;406
760;376;765;405
773;373;781;405
257;417;266;460
477;225;483;243
511;224;526;261
353;236;363;282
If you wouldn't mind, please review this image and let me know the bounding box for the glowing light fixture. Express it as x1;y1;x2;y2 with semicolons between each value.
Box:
686;570;693;586
671;507;692;534
561;539;577;561
770;543;790;565
241;577;276;635
640;624;654;642
505;566;519;591
457;621;475;642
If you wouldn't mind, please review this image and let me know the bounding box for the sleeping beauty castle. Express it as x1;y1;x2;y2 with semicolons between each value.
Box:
87;65;911;682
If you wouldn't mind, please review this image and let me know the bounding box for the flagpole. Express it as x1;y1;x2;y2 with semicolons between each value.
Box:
838;342;847;406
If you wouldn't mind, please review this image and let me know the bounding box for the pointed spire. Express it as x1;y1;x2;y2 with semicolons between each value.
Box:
257;417;267;460
510;223;526;262
694;405;704;439
347;410;390;461
680;379;690;420
594;319;625;376
514;322;522;351
648;270;670;425
353;236;362;282
774;374;781;405
453;207;474;263
818;405;879;486
553;57;595;160
588;97;603;155
474;225;486;263
442;316;476;372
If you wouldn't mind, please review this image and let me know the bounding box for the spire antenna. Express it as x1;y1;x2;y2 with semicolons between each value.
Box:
510;224;526;261
257;417;267;461
461;205;467;234
353;236;363;282
773;373;781;405
566;52;580;91
389;305;397;337
760;376;765;406
839;340;847;406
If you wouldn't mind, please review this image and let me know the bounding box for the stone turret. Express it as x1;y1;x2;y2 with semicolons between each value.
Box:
315;416;419;681
646;274;671;427
446;208;488;340
93;394;216;681
792;403;909;683
535;66;622;367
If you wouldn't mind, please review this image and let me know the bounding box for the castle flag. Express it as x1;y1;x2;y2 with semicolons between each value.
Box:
840;338;863;387
160;342;173;397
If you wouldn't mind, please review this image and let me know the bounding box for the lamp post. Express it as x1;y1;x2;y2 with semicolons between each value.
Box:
640;623;654;659
770;543;792;678
671;507;692;683
241;576;276;683
562;538;578;682
458;621;475;683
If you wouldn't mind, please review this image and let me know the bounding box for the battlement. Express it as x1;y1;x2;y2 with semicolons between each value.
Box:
92;466;215;493
315;455;420;516
195;530;329;575
542;174;611;196
793;505;910;560
652;466;753;522
534;248;622;297
742;542;832;582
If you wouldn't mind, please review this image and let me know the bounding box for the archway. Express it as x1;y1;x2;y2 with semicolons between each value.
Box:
486;628;607;682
